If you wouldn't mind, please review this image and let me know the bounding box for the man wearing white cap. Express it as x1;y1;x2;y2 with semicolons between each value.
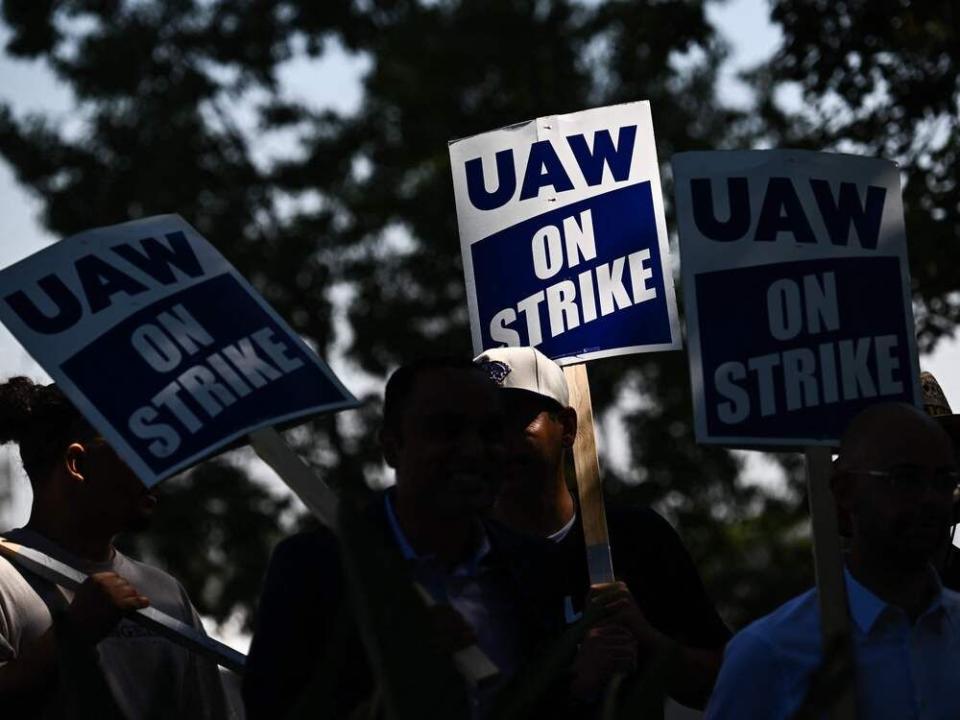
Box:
474;346;730;708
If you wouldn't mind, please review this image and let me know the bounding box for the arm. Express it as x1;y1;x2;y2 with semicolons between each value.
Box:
0;624;59;696
608;509;731;708
586;581;721;708
0;572;149;697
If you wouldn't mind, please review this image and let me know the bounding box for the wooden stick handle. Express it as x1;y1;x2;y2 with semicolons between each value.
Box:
249;427;340;531
563;363;615;586
805;446;857;720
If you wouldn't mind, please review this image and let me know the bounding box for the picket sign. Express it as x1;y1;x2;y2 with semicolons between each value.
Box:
669;150;922;720
248;426;499;685
0;537;247;673
449;102;682;593
804;447;856;720
563;364;615;585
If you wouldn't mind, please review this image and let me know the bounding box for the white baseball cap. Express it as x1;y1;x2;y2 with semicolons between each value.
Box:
473;346;569;408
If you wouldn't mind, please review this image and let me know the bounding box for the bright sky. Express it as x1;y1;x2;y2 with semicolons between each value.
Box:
0;0;958;648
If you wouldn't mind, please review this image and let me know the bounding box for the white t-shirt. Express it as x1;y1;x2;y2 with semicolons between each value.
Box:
0;528;230;719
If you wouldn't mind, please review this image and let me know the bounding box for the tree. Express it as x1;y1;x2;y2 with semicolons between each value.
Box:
0;0;817;634
752;0;960;352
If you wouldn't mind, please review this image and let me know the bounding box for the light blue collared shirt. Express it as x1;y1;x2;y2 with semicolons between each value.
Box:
706;567;960;720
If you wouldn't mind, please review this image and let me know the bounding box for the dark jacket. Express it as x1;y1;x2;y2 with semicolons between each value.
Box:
242;492;566;720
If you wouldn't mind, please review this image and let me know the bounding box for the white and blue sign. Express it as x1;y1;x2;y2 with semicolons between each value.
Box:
0;215;358;486
673;151;921;447
449;102;681;364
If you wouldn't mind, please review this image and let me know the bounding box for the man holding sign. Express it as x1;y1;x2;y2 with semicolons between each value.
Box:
449;100;681;364
476;347;730;708
244;357;565;719
0;214;359;716
673;149;930;720
707;403;960;719
0;378;229;718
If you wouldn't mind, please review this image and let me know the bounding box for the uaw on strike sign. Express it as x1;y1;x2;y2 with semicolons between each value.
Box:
673;150;921;447
0;215;358;486
449;102;681;363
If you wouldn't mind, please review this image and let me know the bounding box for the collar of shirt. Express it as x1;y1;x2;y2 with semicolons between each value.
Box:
382;492;492;578
844;565;950;634
546;510;578;543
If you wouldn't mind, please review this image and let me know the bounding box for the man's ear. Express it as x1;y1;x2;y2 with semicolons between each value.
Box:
380;427;400;469
65;443;87;482
559;407;578;449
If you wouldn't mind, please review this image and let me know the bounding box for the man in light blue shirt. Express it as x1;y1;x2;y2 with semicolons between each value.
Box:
707;403;960;719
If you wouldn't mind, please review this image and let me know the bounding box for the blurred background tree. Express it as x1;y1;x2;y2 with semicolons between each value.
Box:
0;0;955;636
750;0;960;352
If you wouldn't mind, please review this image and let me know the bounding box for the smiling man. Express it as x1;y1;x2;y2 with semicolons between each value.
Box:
0;377;228;719
243;357;564;719
707;402;960;719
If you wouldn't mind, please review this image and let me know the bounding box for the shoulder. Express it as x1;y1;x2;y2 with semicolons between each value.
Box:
267;491;388;571
115;552;183;590
728;589;820;657
271;525;340;564
485;517;566;574
607;505;682;545
737;586;821;651
485;516;554;554
485;516;561;568
261;526;344;605
604;504;694;580
113;552;203;623
707;589;818;719
940;585;960;621
0;554;52;645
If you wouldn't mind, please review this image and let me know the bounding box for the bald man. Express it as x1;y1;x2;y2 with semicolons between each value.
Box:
707;403;960;719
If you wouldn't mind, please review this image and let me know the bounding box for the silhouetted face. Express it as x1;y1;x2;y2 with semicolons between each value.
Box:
836;406;958;571
499;390;568;502
385;367;505;518
74;439;157;533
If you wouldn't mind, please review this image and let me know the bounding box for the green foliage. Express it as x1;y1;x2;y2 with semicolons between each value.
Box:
5;0;952;645
750;0;960;352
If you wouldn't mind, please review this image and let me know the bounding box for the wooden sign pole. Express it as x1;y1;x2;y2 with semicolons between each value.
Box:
249;426;498;684
248;427;341;532
563;363;615;585
804;446;856;720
